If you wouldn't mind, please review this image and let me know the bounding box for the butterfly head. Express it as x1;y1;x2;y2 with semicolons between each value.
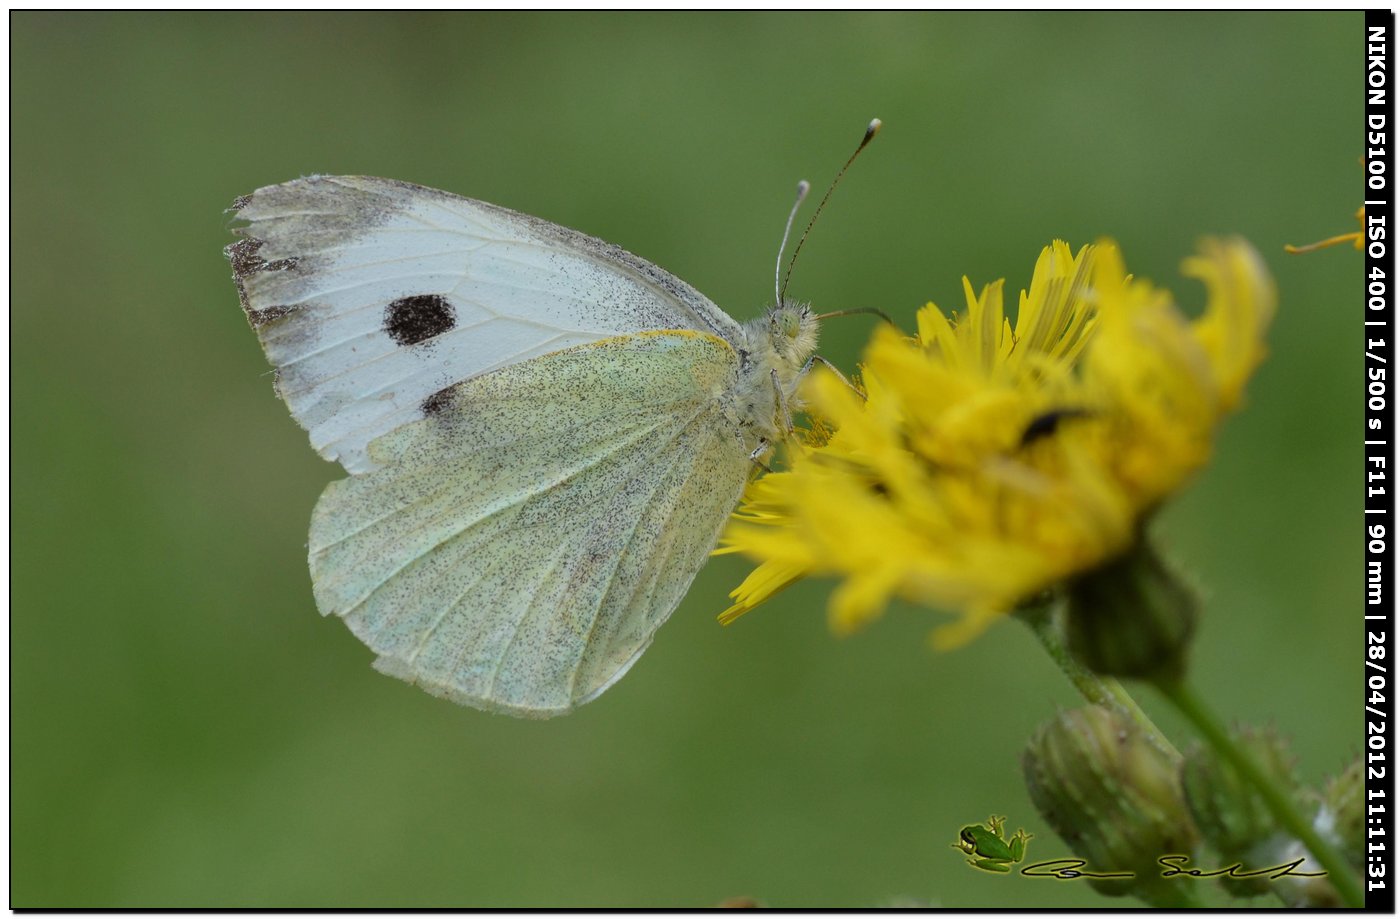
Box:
739;301;817;381
769;301;820;362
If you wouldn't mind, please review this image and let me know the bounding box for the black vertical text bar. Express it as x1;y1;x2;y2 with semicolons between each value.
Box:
1365;8;1395;912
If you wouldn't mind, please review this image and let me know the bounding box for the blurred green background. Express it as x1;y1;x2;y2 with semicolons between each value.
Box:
13;11;1362;908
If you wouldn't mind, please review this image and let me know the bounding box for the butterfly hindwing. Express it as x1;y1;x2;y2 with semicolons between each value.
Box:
307;331;752;717
228;175;742;474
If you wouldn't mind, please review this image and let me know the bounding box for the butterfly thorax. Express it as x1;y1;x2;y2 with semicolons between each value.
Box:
731;302;821;446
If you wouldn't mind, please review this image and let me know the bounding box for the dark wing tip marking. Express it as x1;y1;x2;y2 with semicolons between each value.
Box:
385;294;457;346
225;237;267;281
225;236;302;326
228;193;252;212
226;237;301;280
247;303;295;327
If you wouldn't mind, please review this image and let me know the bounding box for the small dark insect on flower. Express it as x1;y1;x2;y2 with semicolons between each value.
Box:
1020;408;1094;447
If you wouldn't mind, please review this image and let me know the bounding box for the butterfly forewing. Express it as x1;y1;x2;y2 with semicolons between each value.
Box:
228;175;742;473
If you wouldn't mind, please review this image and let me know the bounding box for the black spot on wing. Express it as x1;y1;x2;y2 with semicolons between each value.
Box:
420;384;459;417
385;294;456;346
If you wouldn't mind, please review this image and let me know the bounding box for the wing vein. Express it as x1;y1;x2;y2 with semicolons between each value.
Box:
280;329;573;401
481;545;575;699
326;410;679;617
563;402;717;702
311;408;663;558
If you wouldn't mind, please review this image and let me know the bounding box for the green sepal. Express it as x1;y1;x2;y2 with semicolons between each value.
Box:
1065;537;1198;685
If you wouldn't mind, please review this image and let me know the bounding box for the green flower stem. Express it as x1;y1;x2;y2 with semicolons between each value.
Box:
1157;679;1364;909
1018;605;1181;761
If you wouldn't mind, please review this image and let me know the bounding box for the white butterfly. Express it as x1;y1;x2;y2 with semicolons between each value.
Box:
228;127;876;718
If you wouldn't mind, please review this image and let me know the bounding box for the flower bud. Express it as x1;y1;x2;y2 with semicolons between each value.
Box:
1181;726;1302;896
1322;756;1364;870
1258;757;1366;908
1065;538;1198;685
1022;705;1197;906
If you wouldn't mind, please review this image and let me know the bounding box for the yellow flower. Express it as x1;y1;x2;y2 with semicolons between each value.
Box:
1286;205;1364;254
718;238;1276;648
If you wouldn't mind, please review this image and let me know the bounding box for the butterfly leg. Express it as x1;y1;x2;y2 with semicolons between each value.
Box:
747;437;774;474
771;369;796;437
800;355;866;401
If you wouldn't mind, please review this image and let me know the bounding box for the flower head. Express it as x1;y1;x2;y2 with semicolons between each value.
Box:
718;238;1276;648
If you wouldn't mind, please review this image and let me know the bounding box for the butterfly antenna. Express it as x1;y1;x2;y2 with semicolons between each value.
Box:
780;117;882;302
774;180;811;305
814;306;896;326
